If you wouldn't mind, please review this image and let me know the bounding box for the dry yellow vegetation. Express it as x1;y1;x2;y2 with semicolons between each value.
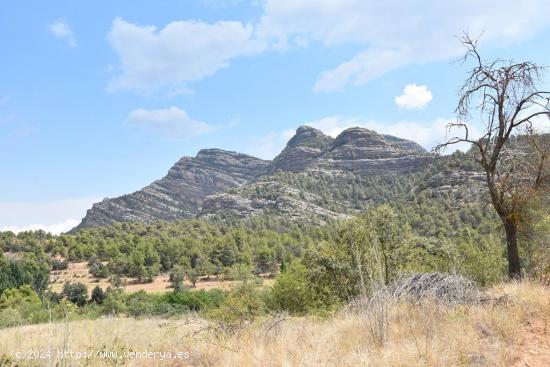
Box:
49;261;272;295
0;281;548;367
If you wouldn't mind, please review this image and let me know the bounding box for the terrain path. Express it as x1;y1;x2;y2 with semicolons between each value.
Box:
514;314;550;367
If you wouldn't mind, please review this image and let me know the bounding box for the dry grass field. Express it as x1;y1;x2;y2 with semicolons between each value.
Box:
1;281;548;366
49;261;272;295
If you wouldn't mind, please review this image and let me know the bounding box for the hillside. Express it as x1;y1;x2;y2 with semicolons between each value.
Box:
75;126;483;230
2;281;548;367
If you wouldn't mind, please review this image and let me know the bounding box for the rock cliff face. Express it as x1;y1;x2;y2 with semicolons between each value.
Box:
74;149;269;230
75;126;452;230
269;126;429;173
269;126;334;172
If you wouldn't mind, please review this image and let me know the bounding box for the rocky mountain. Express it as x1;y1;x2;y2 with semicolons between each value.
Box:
269;126;334;172
74;149;269;230
74;126;480;230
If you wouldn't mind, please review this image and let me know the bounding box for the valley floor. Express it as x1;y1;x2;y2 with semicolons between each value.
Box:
49;261;274;295
0;281;548;367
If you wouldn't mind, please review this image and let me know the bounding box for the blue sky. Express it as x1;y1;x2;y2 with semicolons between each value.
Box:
1;0;550;233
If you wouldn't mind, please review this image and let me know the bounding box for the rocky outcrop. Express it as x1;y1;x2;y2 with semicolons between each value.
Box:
201;181;350;225
328;127;404;160
74;149;269;230
270;126;429;173
382;135;427;154
74;126;435;230
317;127;430;174
269;126;333;172
420;170;486;202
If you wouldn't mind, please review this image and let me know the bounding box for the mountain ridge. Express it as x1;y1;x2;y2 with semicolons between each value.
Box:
73;126;434;231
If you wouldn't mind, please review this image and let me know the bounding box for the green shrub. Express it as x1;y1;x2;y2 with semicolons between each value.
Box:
126;290;155;317
90;286;106;304
0;258;49;295
159;289;224;312
51;258;68;270
62;282;88;306
0;285;50;327
268;261;312;315
454;230;506;286
101;288;127;315
208;283;265;324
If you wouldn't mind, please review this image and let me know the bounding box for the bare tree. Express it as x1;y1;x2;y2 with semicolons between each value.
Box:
436;34;550;278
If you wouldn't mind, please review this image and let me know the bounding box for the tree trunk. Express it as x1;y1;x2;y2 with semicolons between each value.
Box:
382;252;389;286
503;218;522;278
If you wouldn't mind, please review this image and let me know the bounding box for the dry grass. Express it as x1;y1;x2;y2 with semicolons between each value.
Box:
0;280;548;366
49;262;273;295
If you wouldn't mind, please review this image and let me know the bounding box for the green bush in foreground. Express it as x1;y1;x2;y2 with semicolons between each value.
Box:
267;261;312;315
208;283;265;324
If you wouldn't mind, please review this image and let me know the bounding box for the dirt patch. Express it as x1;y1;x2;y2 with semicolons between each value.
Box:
513;314;550;367
2;252;23;261
49;261;273;295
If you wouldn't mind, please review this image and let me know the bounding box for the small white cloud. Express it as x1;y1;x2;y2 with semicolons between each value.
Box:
107;18;264;93
395;84;433;110
314;48;410;93
247;129;295;159
48;18;77;47
126;107;215;139
0;198;99;234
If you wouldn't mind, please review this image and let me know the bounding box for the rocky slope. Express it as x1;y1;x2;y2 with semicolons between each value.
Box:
75;126;478;230
74;149;269;230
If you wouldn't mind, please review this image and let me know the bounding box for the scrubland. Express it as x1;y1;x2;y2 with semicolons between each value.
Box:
1;280;548;367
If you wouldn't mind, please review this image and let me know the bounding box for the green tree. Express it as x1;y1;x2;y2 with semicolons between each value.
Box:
186;268;199;288
0;258;49;295
268;261;311;314
366;205;413;285
90;286;106;304
227;263;254;284
0;284;41;310
170;265;186;291
209;283;265;324
62;282;88;307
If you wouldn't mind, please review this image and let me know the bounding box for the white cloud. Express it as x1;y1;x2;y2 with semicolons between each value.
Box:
107;18;264;93
519;105;550;134
0;198;99;234
258;0;550;92
314;48;411;92
1;219;80;235
104;2;550;93
247;129;295;159
395;84;433;110
48;18;77;47
305;116;481;152
126;106;215;139
531;114;550;133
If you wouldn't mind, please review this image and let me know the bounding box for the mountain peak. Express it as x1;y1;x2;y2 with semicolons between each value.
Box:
75;124;430;230
295;125;322;134
286;125;332;150
196;148;261;160
327;127;409;160
269;125;333;172
333;127;387;148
